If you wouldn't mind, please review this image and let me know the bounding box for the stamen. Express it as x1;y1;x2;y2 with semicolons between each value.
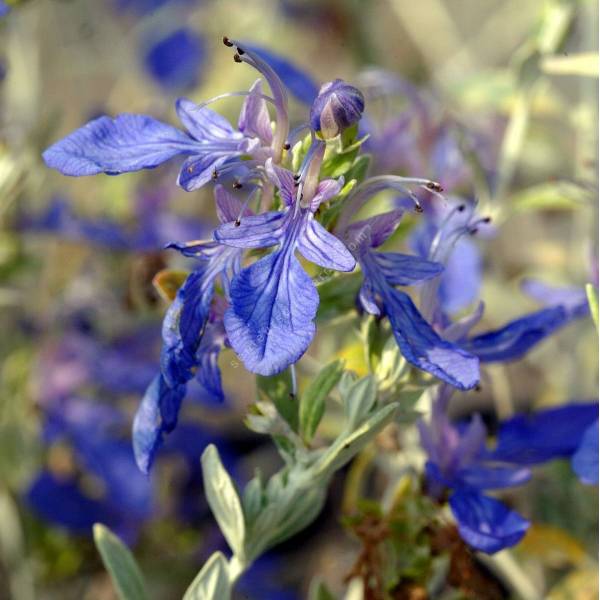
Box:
232;180;243;189
233;54;242;63
283;142;291;150
212;169;219;180
236;46;246;55
290;364;297;398
223;36;234;47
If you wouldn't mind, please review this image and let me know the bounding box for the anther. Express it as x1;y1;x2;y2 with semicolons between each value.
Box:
289;392;296;400
232;180;243;189
414;204;424;213
236;46;245;55
283;142;291;150
469;227;479;235
222;36;233;47
457;204;466;212
482;216;492;223
474;383;482;392
234;219;241;227
233;54;242;63
212;169;219;180
426;181;443;193
293;173;301;181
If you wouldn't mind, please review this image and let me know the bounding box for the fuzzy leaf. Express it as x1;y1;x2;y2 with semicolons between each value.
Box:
182;552;231;600
93;524;147;600
201;445;246;559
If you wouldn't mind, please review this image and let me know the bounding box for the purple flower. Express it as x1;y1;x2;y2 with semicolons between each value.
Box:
419;386;531;553
215;159;355;375
310;79;365;139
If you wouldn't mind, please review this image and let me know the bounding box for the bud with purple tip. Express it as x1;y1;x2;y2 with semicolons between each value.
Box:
309;79;365;140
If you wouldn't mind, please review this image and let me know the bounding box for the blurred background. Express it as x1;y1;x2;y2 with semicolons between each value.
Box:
0;0;597;598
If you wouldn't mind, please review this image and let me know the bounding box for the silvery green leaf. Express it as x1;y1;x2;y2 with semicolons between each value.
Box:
201;445;246;559
586;283;598;331
313;403;399;478
300;360;344;442
256;371;298;432
93;524;147;600
337;370;358;398
343;375;377;429
183;551;231;600
242;475;265;527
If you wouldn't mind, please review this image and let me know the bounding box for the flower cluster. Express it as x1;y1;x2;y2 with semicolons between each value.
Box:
42;37;596;564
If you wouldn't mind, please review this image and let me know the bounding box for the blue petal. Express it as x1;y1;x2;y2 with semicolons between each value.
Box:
572;420;599;485
239;43;319;105
297;217;355;271
378;284;479;390
215;183;254;224
490;402;599;465
450;490;529;553
461;306;569;362
238;79;273;144
175;98;238;141
373;252;444;286
133;374;186;473
439;238;482;314
143;28;206;92
194;325;225;403
177;154;231;191
225;250;318;375
160;268;213;387
521;278;589;319
215;211;286;248
43;114;195;176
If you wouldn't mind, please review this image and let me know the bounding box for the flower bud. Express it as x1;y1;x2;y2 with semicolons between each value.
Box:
309;79;365;140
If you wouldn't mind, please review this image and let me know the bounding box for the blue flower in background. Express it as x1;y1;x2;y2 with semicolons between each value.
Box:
215;159;355;376
27;398;154;542
115;0;195;16
0;1;9;18
488;402;599;483
419;386;531;553
143;28;206;92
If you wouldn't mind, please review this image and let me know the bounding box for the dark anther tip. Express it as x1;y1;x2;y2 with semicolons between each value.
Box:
293;173;300;180
483;216;492;223
415;204;424;213
457;204;466;212
426;181;443;192
470;227;479;235
474;383;482;392
234;219;241;227
223;37;233;47
212;170;219;180
289;392;296;400
233;181;243;189
283;142;291;150
236;46;245;55
233;54;242;63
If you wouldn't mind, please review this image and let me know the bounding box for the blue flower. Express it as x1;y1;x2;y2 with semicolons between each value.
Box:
419;386;531;553
0;1;10;18
133;185;247;472
42;85;267;191
341;206;480;390
143;27;206;92
27;398;154;542
214;159;355;375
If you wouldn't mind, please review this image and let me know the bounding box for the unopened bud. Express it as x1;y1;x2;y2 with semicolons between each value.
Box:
309;79;364;140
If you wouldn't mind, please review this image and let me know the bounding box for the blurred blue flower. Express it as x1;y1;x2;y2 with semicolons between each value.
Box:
143;28;206;92
115;0;195;16
27;398;154;542
0;2;9;18
419;385;531;553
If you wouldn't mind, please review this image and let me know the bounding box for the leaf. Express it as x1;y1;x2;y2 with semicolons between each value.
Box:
509;181;587;213
299;360;344;442
316;271;362;322
585;284;598;332
183;551;231;600
93;524;147;600
309;578;337;600
345;154;371;184
541;53;599;78
256;370;299;432
201;445;246;559
343;375;377;429
241;475;265;527
313;403;399;478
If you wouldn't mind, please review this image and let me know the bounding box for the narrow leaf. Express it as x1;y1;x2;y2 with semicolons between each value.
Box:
586;283;599;332
201;445;246;559
93;524;147;600
299;360;344;442
343;375;377;429
183;551;231;600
